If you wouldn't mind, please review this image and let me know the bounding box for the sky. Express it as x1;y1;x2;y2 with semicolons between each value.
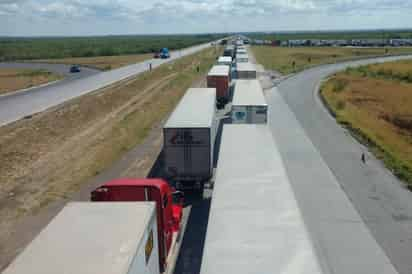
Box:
1;0;412;36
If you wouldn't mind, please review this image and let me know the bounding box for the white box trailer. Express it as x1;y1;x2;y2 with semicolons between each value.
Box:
236;62;257;79
200;125;323;274
236;53;249;63
232;80;268;124
163;88;217;188
3;202;160;274
217;56;232;66
236;48;247;54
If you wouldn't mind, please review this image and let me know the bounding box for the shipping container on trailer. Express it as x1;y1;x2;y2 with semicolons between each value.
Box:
232;80;268;124
200;125;324;274
3;202;160;274
236;62;257;79
217;56;232;67
207;65;230;102
163;88;217;190
235;53;249;63
223;45;235;58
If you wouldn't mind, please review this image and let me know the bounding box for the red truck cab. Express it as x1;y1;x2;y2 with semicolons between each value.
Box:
91;178;183;273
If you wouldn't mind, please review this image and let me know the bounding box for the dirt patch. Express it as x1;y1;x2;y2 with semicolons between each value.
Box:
0;68;62;95
0;46;221;270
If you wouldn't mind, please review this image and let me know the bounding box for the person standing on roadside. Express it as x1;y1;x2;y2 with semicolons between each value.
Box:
361;152;366;164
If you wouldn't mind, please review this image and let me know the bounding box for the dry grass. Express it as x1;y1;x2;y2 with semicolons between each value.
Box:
252;46;412;74
321;60;412;188
0;68;62;95
0;46;221;252
34;53;153;70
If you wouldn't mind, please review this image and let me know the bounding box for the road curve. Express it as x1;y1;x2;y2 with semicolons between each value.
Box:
0;42;215;127
269;55;412;274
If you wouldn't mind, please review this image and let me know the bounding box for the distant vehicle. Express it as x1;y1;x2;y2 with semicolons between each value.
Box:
154;52;161;58
160;48;170;59
69;65;80;73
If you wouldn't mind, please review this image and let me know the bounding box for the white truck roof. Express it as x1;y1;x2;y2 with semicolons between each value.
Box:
236;62;256;72
200;125;323;274
218;56;232;63
3;202;155;274
207;65;230;76
236;53;248;58
164;88;216;128
233;80;267;106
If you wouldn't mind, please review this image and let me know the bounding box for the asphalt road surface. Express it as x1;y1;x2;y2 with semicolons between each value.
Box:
0;62;99;78
269;55;412;274
0;42;216;127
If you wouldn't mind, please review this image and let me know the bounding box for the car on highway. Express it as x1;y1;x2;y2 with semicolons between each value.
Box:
69;65;81;73
154;52;161;58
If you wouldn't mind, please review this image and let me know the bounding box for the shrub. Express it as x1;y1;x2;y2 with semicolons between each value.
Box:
336;100;346;110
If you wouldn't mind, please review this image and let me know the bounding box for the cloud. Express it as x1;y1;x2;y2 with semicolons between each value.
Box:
1;0;412;35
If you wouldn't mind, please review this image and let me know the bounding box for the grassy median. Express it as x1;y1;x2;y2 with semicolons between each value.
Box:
252;46;412;74
320;60;412;189
0;68;62;95
0;46;221;249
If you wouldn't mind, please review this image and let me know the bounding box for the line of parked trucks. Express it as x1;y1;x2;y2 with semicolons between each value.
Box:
2;38;275;274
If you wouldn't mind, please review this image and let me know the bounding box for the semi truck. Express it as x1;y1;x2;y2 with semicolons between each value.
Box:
207;65;231;106
160;48;170;59
232;80;268;124
3;179;184;274
236;62;257;79
91;178;184;274
200;125;323;274
163;88;217;191
235;53;249;63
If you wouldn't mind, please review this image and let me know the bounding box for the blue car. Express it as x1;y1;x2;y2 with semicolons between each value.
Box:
70;65;81;73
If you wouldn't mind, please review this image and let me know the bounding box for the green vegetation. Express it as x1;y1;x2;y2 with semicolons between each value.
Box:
251;46;412;74
0;34;223;61
321;60;412;189
247;29;412;41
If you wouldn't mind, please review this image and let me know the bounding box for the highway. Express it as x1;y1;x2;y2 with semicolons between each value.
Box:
0;42;215;127
268;55;412;274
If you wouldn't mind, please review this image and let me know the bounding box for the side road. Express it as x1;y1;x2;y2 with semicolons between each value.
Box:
272;55;412;274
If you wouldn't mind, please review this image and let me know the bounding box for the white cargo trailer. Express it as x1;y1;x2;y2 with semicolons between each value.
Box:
217;56;232;66
200;125;323;274
232;80;268;124
3;202;160;274
236;62;257;79
236;48;247;54
163;88;217;189
236;53;249;63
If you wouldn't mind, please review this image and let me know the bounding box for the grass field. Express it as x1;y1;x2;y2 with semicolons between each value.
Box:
320;60;412;188
33;53;153;70
0;46;222;262
0;68;62;95
0;34;223;61
252;46;412;74
247;30;412;41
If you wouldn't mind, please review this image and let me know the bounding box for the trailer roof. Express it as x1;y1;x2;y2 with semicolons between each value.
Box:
3;202;155;274
207;65;230;76
233;80;267;106
236;48;247;53
236;53;249;58
236;62;256;72
200;125;323;274
218;56;232;63
164;88;216;128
